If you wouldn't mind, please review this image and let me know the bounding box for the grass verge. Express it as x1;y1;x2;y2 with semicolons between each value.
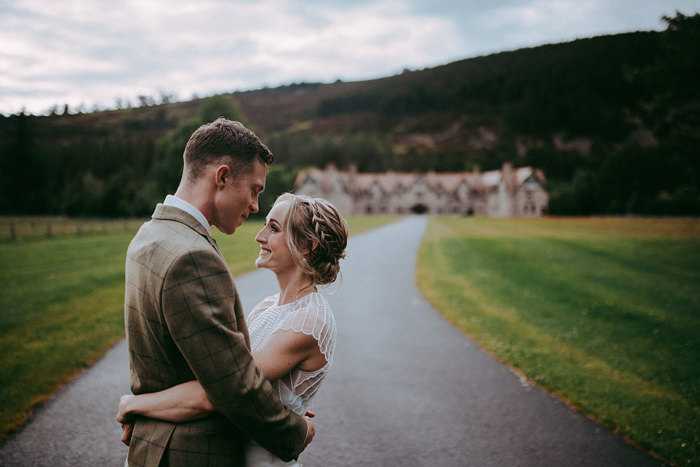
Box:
0;215;399;440
416;216;700;466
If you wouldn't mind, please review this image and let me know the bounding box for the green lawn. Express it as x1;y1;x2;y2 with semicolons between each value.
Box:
0;216;147;241
416;217;700;466
0;215;398;439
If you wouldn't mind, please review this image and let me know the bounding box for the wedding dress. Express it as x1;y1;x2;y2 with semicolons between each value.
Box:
245;292;337;467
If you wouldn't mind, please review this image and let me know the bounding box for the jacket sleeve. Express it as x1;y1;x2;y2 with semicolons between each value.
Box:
161;248;307;461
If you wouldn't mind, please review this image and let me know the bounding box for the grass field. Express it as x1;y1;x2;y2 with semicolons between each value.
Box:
0;215;398;440
0;216;147;242
416;217;700;466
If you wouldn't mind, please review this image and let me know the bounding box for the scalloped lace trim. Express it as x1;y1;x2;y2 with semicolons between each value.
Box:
247;292;337;414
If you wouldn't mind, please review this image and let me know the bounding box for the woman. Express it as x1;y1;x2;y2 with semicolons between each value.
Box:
118;193;348;466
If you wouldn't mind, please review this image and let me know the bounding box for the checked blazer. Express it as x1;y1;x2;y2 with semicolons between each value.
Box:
125;204;307;466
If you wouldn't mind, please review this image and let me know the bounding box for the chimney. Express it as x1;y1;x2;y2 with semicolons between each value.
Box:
471;164;481;187
502;162;514;190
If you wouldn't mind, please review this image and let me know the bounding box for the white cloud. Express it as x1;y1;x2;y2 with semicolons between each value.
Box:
1;0;465;114
244;1;464;81
0;0;698;115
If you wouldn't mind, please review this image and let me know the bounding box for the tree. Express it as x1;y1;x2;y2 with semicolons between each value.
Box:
196;95;243;123
255;165;298;218
0;112;48;214
152;95;244;195
634;12;700;136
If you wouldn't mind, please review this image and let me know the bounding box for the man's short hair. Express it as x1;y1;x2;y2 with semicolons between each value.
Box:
183;118;274;181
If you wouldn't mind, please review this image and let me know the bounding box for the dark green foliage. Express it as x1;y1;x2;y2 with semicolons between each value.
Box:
0;96;244;218
254;165;299;218
267;130;394;173
0;113;49;214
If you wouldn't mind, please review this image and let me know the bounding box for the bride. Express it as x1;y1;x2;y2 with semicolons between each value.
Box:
118;193;348;466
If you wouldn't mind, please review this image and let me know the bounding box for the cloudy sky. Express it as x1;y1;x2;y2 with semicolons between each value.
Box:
1;0;697;115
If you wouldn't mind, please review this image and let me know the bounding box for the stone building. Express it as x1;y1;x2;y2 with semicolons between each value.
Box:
293;163;548;217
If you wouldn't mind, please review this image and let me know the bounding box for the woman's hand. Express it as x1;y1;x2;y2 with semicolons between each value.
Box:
118;395;136;446
120;422;134;446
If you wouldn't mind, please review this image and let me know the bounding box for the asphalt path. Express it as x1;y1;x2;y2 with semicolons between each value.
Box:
0;216;666;466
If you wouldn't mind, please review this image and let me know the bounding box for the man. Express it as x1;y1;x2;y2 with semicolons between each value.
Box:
122;118;313;466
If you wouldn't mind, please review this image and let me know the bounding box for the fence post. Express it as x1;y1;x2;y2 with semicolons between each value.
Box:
10;221;16;242
46;223;52;238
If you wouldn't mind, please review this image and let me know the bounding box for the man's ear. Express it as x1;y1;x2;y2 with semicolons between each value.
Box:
214;164;231;189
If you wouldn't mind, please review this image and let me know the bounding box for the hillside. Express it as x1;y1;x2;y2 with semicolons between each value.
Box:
1;12;698;217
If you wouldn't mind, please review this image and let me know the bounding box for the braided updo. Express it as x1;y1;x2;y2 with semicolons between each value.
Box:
275;193;348;285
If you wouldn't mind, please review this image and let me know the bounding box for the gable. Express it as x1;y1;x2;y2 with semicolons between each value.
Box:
521;172;544;190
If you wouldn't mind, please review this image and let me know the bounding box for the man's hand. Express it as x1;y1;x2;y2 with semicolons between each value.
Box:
302;416;315;451
120;422;134;446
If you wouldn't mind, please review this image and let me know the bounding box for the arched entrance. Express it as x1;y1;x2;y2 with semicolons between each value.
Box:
410;204;428;214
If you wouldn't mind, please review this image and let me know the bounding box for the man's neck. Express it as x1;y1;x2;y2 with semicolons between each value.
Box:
174;185;213;226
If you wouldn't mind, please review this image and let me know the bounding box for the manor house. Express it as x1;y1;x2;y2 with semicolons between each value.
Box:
293;163;548;217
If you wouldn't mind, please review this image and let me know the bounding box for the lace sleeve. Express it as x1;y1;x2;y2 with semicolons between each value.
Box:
276;294;336;366
248;293;279;323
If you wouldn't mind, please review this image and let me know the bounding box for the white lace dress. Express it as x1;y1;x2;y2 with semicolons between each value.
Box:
245;292;337;467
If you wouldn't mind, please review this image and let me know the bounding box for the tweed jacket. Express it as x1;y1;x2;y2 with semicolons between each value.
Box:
124;204;307;466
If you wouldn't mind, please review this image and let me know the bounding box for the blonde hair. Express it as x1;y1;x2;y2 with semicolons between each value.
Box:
275;193;348;285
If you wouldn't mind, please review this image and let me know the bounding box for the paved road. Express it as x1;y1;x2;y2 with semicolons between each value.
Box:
0;217;666;466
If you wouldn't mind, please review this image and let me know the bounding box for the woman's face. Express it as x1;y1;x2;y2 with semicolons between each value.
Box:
254;200;296;273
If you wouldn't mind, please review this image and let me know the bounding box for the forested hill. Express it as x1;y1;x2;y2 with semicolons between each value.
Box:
1;12;698;217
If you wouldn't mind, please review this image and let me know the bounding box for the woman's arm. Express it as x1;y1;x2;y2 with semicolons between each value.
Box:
118;330;325;423
253;329;325;381
118;380;213;423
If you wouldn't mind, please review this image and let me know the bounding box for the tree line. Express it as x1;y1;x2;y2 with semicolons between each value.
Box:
1;12;698;217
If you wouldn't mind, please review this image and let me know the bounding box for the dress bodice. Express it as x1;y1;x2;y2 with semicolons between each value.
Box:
247;292;336;415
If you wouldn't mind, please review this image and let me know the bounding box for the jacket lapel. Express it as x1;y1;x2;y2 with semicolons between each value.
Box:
151;204;222;255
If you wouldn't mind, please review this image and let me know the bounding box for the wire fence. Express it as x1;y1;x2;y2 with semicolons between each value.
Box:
0;216;148;242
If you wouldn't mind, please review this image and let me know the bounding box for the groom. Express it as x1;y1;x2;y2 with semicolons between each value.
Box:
123;118;313;466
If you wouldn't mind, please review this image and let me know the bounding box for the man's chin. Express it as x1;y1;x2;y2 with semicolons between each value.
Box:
230;220;245;234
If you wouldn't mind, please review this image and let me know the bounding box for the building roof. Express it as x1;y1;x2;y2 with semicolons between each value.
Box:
295;164;546;196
